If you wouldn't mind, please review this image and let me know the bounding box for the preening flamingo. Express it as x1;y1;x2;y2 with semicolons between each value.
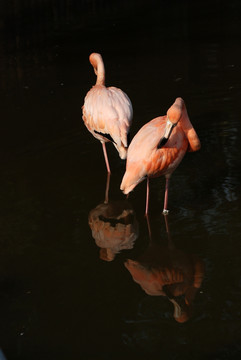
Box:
88;172;139;262
120;97;201;214
88;199;139;262
124;215;204;323
82;53;133;173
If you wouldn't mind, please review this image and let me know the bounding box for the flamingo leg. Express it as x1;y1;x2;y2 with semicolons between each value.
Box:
163;212;175;250
164;212;170;234
145;177;150;216
163;177;169;214
104;172;111;204
145;213;152;241
102;142;111;174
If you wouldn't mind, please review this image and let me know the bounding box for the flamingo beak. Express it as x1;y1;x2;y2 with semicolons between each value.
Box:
158;118;176;149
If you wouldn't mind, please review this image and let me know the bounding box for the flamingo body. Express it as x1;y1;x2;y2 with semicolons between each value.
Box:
88;200;139;261
120;98;201;213
124;215;205;322
120;116;189;194
83;85;132;158
124;244;204;322
82;53;133;170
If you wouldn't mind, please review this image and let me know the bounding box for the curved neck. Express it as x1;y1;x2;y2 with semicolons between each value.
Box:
180;105;201;152
95;58;105;86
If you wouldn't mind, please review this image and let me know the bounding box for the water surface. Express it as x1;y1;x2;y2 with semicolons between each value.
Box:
0;1;241;359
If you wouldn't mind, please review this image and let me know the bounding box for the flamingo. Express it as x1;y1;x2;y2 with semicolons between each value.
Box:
120;97;201;214
88;199;139;262
124;215;205;323
82;53;133;173
88;173;139;262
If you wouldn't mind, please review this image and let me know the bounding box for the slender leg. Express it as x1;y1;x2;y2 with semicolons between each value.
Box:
163;213;174;250
164;212;170;234
102;142;111;174
145;213;152;241
104;172;111;204
163;177;169;214
145;177;150;216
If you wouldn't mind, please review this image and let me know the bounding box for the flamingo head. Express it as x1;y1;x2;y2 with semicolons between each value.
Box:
89;53;102;75
167;97;184;125
157;97;184;149
172;299;192;323
89;53;105;85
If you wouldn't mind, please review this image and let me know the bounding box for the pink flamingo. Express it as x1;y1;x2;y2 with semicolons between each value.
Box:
82;53;133;173
124;215;205;323
120;98;201;214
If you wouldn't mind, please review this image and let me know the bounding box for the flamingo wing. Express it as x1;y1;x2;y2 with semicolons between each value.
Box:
120;117;188;194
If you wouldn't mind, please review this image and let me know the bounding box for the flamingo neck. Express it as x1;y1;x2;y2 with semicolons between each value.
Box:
96;60;105;86
180;106;201;152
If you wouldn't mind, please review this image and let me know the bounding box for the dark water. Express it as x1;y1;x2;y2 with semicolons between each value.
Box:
1;1;241;359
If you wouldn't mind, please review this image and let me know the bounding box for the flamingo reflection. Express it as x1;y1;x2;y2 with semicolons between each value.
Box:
88;173;139;261
124;215;204;322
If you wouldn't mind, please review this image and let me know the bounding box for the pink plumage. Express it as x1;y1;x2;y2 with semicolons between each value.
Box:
82;53;133;172
120;98;201;214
